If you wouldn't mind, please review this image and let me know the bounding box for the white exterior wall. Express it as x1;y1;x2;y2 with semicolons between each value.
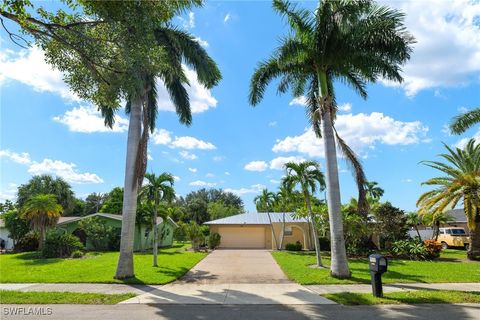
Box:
0;227;14;250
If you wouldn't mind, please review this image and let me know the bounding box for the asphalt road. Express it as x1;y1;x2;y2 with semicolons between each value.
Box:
2;303;480;320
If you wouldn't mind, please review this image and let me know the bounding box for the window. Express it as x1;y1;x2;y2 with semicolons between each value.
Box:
451;229;466;235
284;227;293;236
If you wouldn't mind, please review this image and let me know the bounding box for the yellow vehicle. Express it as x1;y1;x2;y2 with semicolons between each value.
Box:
437;227;470;250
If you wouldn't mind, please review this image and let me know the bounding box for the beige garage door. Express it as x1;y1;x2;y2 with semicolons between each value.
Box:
218;226;266;248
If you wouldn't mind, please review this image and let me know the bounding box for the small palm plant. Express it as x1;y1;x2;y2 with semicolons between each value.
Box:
417;139;480;260
22;194;63;250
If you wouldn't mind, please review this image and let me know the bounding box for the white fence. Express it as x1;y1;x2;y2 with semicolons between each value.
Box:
407;228;434;241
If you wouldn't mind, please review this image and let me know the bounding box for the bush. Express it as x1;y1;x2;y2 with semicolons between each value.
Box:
424;239;442;259
391;240;428;260
78;217;119;251
208;233;221;249
15;232;39;252
285;241;303;251
70;250;84;259
183;221;204;251
318;237;331;251
42;231;84;258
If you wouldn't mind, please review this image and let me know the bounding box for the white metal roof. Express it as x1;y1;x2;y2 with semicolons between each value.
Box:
204;212;308;225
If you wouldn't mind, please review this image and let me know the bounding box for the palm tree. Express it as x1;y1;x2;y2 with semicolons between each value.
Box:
405;212;423;240
114;21;221;279
364;181;384;201
276;183;296;249
283;161;326;267
21;194;63;250
254;189;279;249
421;211;455;241
450;108;480;134
417;139;480;260
141;173;175;267
249;0;414;278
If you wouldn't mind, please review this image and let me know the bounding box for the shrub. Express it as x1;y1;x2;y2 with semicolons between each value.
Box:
42;231;84;258
15;232;39;252
391;240;428;260
183;221;204;251
285;241;303;251
318;237;331;251
424;239;442;259
78;217;119;251
70;250;84;259
208;233;221;249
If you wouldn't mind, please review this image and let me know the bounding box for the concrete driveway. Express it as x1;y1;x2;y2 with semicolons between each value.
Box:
178;249;291;284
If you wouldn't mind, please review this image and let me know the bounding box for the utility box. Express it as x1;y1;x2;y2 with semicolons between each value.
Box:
369;253;388;297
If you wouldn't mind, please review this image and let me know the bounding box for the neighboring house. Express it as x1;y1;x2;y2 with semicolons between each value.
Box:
443;208;467;230
56;213;178;251
204;212;313;250
0;219;14;250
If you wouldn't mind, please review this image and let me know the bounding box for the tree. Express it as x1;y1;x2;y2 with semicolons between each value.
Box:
417;139;480;260
1;209;30;248
71;198;86;216
100;188;124;214
422;211;455;241
207;201;242;221
253;189;279;249
406;212;423;240
249;0;414;278
17;175;74;215
84;192;107;215
283;161;326;267
21;194;62;250
2;0;220;279
364;181;384;201
141;172;175;267
450;108;480;134
0;200;15;214
374;202;408;248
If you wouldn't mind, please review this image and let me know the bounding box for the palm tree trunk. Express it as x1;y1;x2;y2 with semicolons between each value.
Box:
414;225;422;240
318;71;351;278
39;227;46;250
153;197;159;267
267;212;279;250
306;193;323;267
467;209;480;261
279;212;286;250
115;95;142;279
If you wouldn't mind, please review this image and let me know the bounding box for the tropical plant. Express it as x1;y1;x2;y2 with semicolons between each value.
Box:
183;221;204;252
42;231;84;258
406;212;423;240
100;187;124;214
208;232;221;250
364;181;384;201
254;189;279;249
417;139;480;260
249;0;414;277
1;209;30;248
78;216;119;251
141;172;175;267
421;212;455;241
373;202;408;249
450;108;480;134
21;194;63;250
84;192;108;215
283;161;326;267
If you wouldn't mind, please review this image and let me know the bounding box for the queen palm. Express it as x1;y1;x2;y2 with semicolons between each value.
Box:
22;194;63;250
450;108;480;134
249;0;414;277
141;173;175;267
364;181;384;201
283;161;326;267
417;139;480;260
254;189;279;249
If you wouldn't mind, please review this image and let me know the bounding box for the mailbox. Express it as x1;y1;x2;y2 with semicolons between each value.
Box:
368;253;388;297
369;254;388;273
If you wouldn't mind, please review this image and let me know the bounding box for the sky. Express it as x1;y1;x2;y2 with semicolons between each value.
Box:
0;0;479;213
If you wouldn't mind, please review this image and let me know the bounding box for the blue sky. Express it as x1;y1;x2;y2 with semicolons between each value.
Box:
1;1;479;212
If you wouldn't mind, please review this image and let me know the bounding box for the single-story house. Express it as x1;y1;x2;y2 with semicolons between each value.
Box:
443;208;468;230
204;212;313;250
56;212;178;251
0;219;14;250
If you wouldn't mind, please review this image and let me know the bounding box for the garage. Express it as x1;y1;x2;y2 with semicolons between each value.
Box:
218;226;266;249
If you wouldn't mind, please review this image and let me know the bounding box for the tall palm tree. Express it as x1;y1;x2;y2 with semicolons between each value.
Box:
276;183;296;249
283;161;326;267
450;108;480;134
114;22;221;279
21;194;63;250
417;139;480;260
141;173;175;267
254;189;279;249
364;181;384;201
249;0;414;278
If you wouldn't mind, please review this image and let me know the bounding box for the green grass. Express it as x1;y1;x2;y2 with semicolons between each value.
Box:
0;290;136;304
322;290;480;305
439;249;468;260
271;251;480;285
0;243;206;285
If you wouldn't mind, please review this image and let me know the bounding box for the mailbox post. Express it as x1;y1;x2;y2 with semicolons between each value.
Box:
369;254;388;297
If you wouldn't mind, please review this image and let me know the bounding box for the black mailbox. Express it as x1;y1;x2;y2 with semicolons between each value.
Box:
369;253;388;297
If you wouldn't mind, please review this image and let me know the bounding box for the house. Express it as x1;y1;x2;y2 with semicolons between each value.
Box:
56;212;178;251
0;219;14;250
444;208;467;230
204;212;313;250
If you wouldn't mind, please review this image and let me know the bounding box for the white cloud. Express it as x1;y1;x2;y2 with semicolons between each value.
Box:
0;150;32;165
382;0;480;96
224;13;231;23
170;136;216;150
147;152;153;161
157;65;218;113
179;150;197;160
401;178;413;183
225;184;265;196
193;37;209;47
53;105;129;133
244;161;268;172
455;128;480;149
289;96;307;106
212;156;224;161
269;156;306;170
151;129;172;145
273;112;429;157
28;159;103;184
270;179;280;184
189;180;216;187
188;168;197;173
0;46;78;101
338;103;352;112
179;11;195;29
458;106;469;114
0;183;18;202
206;173;215;178
173;175;181;181
224;171;231;176
268;121;277;127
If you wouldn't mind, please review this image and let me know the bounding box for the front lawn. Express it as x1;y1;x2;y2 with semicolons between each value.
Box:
0;290;136;304
0;243;206;285
322;290;480;305
271;250;480;285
